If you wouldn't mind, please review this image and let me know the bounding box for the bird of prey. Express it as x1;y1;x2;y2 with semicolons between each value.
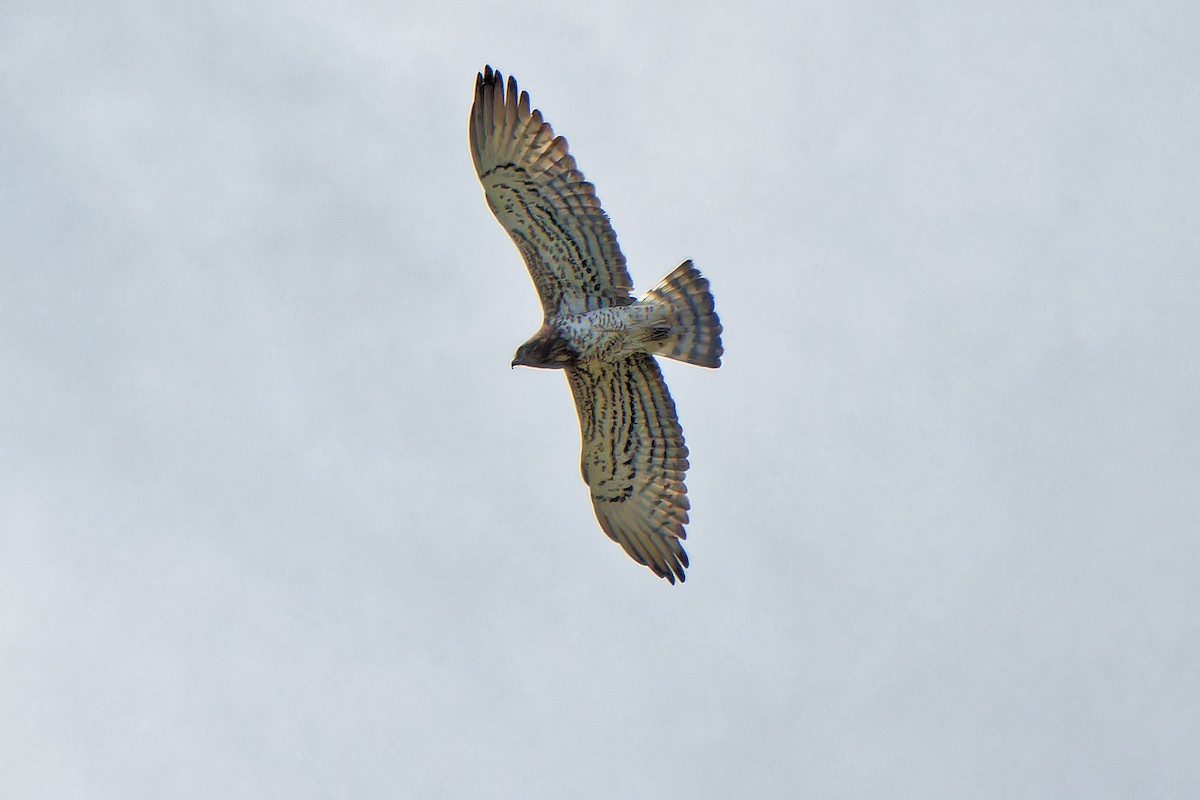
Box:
469;66;722;583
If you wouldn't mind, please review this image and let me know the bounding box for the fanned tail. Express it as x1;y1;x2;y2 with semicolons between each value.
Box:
642;260;723;368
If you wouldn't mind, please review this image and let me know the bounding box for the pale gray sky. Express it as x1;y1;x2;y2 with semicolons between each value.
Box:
3;1;1199;797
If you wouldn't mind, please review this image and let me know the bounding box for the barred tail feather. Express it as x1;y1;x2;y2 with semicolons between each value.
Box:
643;260;724;368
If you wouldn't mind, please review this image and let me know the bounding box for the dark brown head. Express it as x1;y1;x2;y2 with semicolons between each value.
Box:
512;327;577;370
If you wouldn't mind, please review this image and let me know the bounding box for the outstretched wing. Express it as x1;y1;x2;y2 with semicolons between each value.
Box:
469;66;634;318
566;354;692;583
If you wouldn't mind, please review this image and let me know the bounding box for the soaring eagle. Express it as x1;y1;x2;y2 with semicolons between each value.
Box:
469;66;723;583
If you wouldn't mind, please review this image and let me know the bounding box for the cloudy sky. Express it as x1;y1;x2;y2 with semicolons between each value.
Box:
3;1;1198;797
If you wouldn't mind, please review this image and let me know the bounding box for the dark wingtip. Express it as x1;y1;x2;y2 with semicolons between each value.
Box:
659;549;688;585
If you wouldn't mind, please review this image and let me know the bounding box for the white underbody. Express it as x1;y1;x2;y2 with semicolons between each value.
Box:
554;301;674;363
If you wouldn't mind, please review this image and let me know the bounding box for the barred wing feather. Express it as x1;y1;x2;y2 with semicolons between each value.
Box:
566;355;691;583
469;66;634;317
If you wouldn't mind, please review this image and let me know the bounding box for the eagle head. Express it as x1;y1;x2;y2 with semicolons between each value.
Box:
512;327;577;370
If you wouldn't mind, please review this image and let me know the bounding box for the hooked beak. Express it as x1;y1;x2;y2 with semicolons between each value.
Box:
510;358;518;369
